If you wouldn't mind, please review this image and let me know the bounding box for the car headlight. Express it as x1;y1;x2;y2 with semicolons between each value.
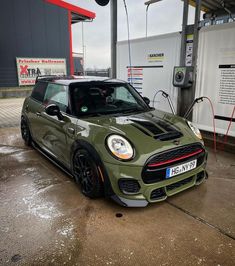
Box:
106;134;134;160
187;121;202;140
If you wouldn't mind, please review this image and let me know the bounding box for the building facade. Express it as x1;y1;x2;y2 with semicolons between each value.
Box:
0;0;95;87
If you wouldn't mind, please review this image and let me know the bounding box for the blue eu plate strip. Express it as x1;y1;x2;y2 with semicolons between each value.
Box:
166;168;171;179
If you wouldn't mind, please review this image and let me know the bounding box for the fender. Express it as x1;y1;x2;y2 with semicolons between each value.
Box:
71;139;115;198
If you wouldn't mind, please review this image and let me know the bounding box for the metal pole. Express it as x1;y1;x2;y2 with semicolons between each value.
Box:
177;0;189;116
189;0;202;120
180;0;189;66
82;22;85;75
110;0;117;78
146;4;150;38
192;0;201;72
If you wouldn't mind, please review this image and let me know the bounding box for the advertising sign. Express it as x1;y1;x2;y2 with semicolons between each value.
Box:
185;34;193;66
16;57;67;86
127;67;143;94
147;53;164;63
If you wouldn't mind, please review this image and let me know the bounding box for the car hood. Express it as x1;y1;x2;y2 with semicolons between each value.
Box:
82;109;203;165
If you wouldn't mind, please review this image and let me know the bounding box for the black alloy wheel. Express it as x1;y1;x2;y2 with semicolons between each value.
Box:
73;149;104;198
20;117;31;146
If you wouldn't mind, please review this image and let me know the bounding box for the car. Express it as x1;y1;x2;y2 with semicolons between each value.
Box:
21;75;208;207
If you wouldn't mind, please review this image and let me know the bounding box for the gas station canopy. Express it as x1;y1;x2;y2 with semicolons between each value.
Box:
188;0;235;13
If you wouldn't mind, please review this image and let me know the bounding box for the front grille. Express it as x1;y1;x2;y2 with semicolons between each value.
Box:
150;188;166;200
142;143;205;184
148;144;203;166
118;179;140;194
166;176;193;191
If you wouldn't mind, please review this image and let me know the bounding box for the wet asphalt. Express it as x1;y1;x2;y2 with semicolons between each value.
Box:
0;127;234;266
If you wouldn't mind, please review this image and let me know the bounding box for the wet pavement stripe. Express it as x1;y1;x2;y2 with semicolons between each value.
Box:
167;201;235;241
0;144;30;150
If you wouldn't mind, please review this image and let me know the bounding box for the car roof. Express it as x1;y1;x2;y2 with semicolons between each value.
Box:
36;75;126;86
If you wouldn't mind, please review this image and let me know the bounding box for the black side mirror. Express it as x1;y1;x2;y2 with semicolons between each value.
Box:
143;97;150;105
45;104;63;120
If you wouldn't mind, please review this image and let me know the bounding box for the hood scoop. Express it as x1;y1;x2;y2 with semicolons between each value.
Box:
154;131;183;141
130;119;164;135
130;118;183;141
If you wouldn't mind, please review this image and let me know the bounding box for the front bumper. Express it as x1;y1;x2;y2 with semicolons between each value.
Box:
104;159;207;207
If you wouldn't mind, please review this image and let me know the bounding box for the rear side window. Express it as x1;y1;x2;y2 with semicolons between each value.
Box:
31;82;48;103
43;83;69;113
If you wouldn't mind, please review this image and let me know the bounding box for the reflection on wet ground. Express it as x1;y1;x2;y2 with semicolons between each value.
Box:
0;128;234;265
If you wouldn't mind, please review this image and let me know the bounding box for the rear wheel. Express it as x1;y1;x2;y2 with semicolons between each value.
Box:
73;149;104;198
20;117;31;146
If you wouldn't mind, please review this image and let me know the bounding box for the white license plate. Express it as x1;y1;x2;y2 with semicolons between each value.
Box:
166;159;197;179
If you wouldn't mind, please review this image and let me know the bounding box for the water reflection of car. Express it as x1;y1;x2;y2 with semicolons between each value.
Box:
21;76;208;207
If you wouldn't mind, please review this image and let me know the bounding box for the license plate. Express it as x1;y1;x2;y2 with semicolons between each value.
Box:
166;159;197;179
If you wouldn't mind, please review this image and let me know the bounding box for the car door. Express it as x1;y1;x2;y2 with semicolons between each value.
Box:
39;83;77;168
27;81;48;144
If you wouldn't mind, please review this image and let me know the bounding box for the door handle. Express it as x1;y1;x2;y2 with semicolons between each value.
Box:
68;127;75;134
36;112;41;117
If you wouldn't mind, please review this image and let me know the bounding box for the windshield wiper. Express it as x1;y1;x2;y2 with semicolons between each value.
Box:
122;107;144;114
79;113;102;118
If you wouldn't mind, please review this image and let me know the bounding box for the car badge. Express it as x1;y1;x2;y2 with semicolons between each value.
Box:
173;140;180;145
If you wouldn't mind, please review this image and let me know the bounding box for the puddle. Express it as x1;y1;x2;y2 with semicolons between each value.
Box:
0;146;22;155
21;196;63;220
11;254;22;262
57;220;75;239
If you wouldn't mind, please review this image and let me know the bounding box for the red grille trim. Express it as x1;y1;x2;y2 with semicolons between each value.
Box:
148;149;204;168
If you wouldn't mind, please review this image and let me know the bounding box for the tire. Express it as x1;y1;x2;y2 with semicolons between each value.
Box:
73;149;104;198
20;117;31;146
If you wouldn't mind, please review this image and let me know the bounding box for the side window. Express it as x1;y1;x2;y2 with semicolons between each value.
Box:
31;82;48;103
43;83;69;113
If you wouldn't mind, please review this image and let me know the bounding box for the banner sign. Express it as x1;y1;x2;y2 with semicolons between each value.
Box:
16;57;67;86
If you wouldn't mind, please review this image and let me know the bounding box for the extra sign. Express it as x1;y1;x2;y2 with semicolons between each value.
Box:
16;57;67;86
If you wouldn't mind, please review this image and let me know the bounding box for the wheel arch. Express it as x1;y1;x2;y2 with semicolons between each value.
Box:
71;139;115;198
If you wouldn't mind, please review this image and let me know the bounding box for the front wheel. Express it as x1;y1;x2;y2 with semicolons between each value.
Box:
73;149;104;198
20;117;31;146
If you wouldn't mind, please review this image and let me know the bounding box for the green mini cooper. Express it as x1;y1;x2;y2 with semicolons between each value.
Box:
21;76;207;207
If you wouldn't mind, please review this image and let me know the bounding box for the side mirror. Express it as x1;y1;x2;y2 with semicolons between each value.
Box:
45;104;63;120
143;97;150;105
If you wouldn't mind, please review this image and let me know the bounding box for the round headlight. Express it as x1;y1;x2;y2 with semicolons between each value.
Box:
106;134;134;160
187;121;202;140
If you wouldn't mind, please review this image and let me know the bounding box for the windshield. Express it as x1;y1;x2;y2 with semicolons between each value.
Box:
70;82;150;117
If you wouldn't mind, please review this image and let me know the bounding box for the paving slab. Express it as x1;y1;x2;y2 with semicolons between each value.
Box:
0;128;234;266
168;148;235;239
0;98;25;128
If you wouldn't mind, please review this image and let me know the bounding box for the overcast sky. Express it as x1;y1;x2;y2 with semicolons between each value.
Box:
66;0;196;69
